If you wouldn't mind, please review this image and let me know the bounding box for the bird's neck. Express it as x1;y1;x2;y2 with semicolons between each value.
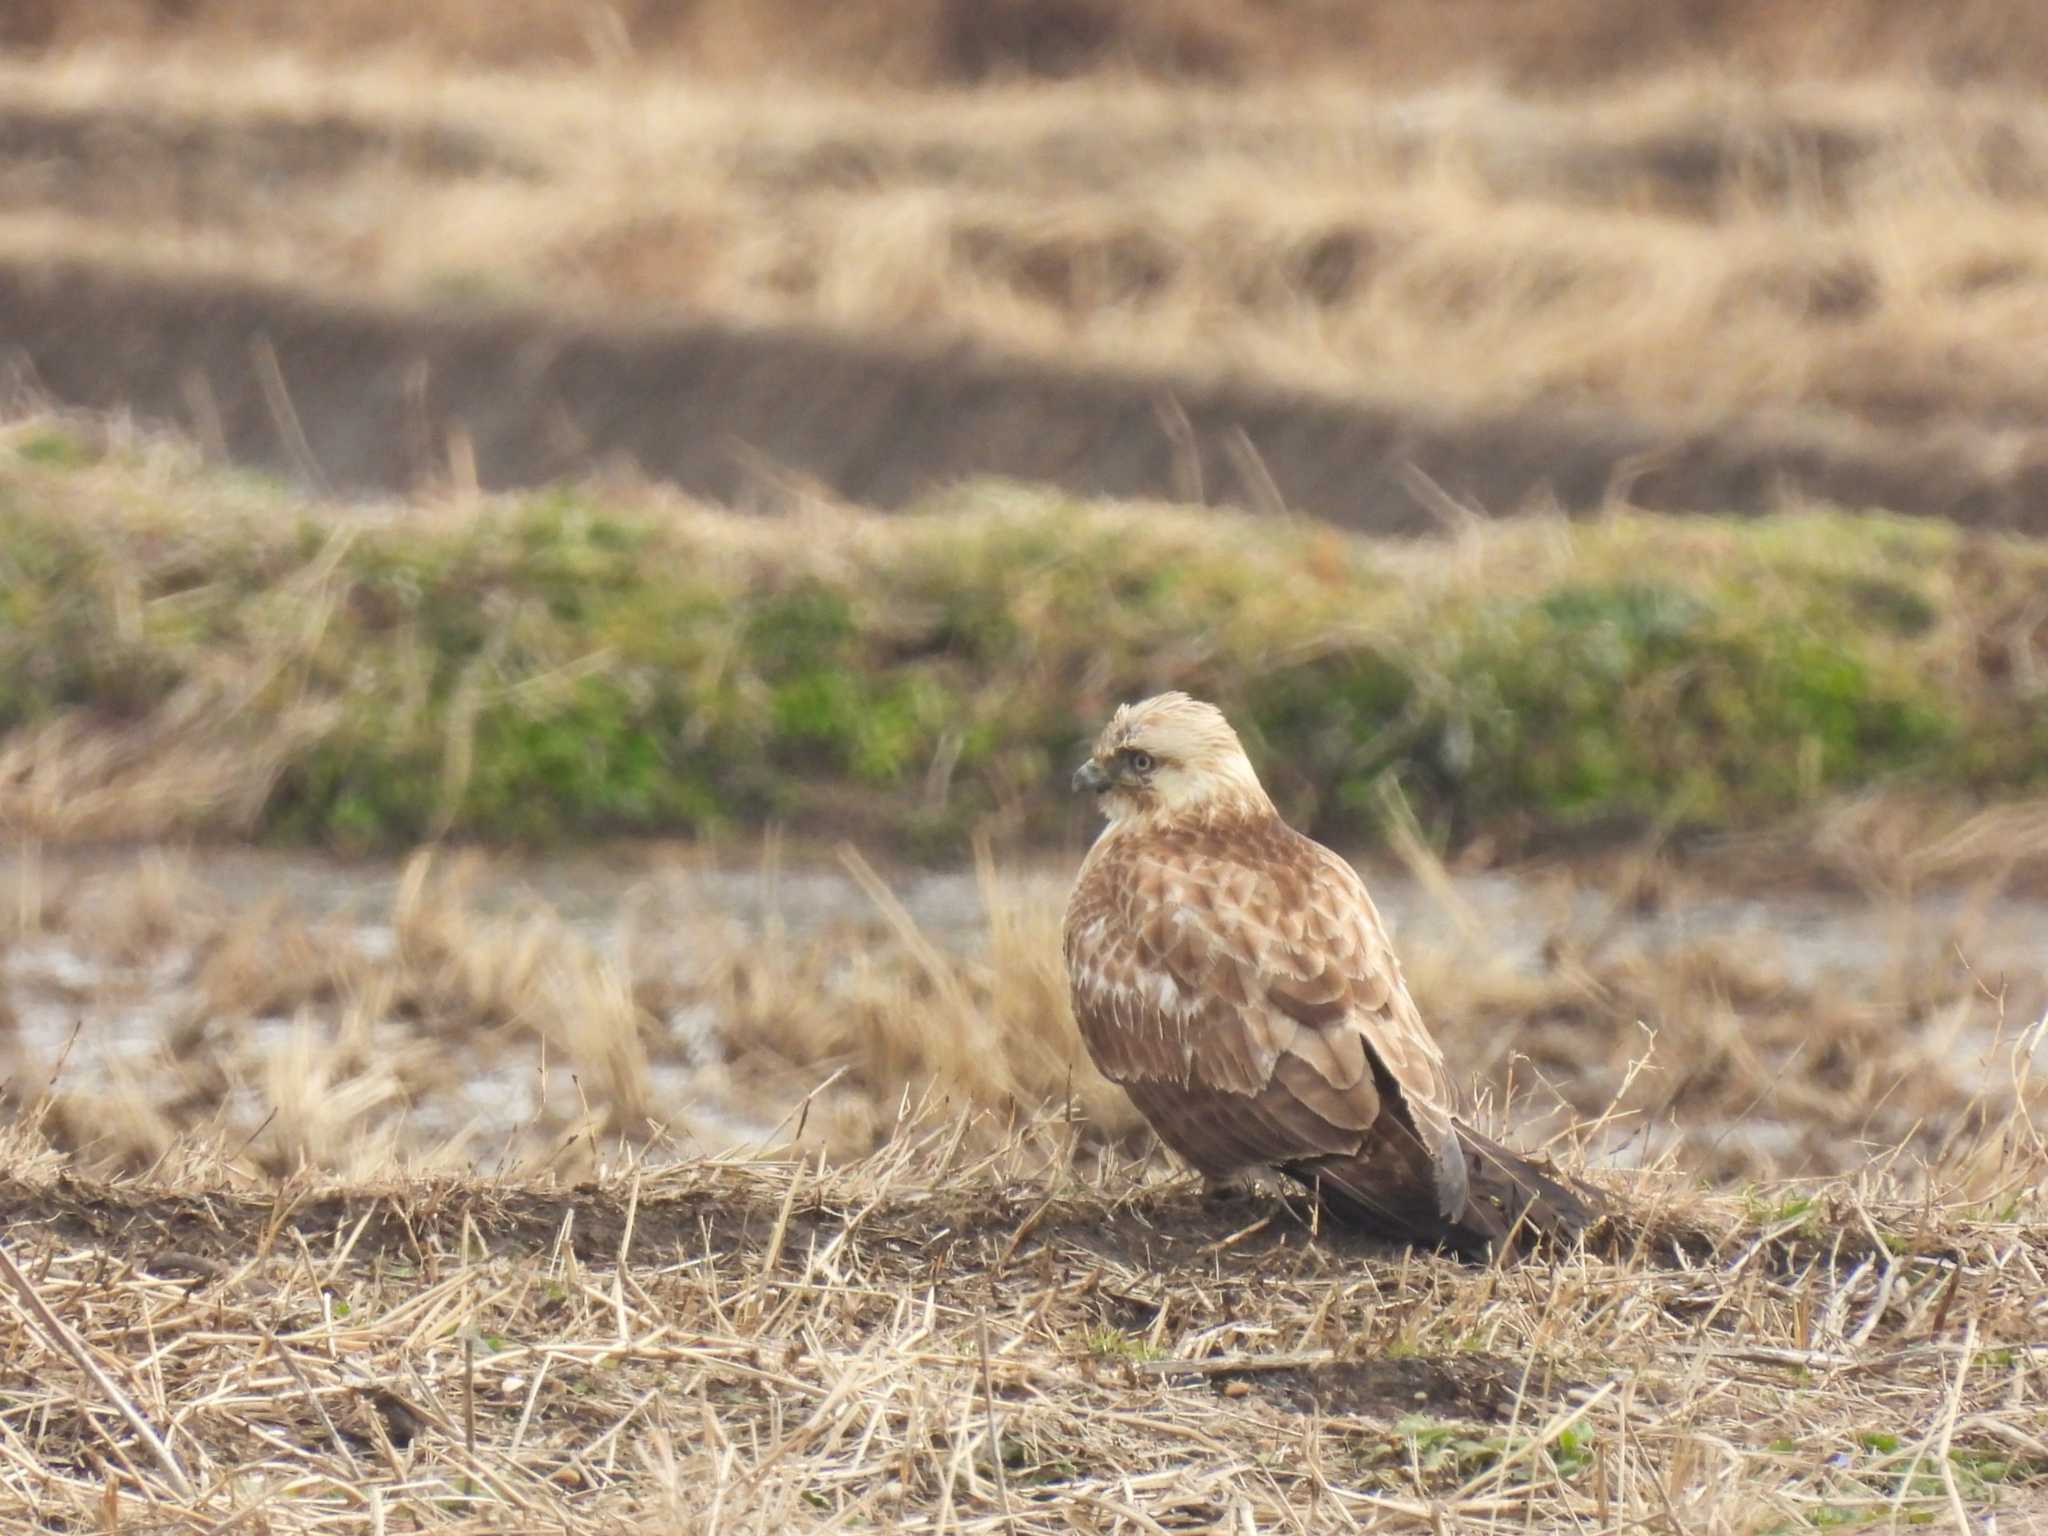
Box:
1097;791;1279;846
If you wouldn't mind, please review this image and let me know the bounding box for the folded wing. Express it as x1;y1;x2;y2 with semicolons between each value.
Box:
1065;821;1479;1238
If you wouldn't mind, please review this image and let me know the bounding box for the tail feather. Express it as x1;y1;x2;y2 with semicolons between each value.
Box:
1284;1120;1602;1261
1453;1122;1602;1254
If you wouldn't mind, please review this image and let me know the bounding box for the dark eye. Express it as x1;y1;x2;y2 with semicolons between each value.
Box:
1127;750;1154;773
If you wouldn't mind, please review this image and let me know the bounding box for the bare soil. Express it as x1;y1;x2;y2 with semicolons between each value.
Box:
0;1144;2039;1531
13;0;2048;91
0;102;530;224
0;1170;1496;1288
13;257;2048;531
3;1161;1603;1442
8;57;2048;529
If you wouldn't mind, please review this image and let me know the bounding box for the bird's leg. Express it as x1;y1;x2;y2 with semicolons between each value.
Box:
1201;1168;1282;1206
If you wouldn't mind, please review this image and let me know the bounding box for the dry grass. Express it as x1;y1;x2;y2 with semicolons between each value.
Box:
7;56;2048;464
6;836;2043;1193
0;1075;2043;1531
5;19;2045;1528
4;831;2045;1532
4;582;2045;1530
0;841;1121;1180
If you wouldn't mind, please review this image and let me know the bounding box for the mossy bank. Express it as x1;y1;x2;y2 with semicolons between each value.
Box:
4;419;2045;854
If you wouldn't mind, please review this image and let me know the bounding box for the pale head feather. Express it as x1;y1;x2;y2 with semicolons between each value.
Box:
1081;692;1274;829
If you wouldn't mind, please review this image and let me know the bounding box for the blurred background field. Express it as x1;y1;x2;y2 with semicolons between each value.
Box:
4;420;2046;1184
4;0;2048;1181
10;10;2048;520
1;6;2047;1529
4;0;2048;1172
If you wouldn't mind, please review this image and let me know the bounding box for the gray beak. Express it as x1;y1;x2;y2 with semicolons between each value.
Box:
1072;758;1112;794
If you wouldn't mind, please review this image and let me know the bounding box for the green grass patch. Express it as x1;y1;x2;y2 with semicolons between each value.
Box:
1078;1327;1162;1363
1390;1414;1596;1485
4;431;2047;851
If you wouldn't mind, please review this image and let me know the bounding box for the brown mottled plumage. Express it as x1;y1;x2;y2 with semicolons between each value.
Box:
1062;692;1595;1259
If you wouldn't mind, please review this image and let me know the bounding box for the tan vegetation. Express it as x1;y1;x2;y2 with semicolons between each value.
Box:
7;834;2042;1191
6;52;2048;508
0;1065;2044;1531
5;11;2047;1529
4;818;2046;1529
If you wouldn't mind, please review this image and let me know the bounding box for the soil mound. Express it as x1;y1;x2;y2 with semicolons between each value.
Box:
10;258;2045;530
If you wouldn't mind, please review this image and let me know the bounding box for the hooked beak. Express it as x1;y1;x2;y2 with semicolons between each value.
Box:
1071;758;1112;795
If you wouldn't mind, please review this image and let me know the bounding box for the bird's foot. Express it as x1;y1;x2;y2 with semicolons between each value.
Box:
1201;1169;1282;1206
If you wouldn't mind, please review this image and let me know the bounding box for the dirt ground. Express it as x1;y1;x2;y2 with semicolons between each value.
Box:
1;1134;2042;1532
11;257;2048;531
11;0;2048;90
7;50;2048;527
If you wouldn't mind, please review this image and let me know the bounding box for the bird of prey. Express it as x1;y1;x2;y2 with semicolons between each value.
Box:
1062;692;1595;1259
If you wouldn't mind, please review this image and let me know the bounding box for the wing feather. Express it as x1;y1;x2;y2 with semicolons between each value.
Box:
1064;814;1465;1210
1270;1048;1379;1132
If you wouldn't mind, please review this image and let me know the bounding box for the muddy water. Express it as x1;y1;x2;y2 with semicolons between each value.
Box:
3;844;2044;1167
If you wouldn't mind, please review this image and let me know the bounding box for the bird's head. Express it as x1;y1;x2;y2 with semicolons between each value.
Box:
1072;692;1274;827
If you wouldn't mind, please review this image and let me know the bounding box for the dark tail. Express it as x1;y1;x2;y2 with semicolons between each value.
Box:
1285;1120;1603;1262
1452;1122;1603;1257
